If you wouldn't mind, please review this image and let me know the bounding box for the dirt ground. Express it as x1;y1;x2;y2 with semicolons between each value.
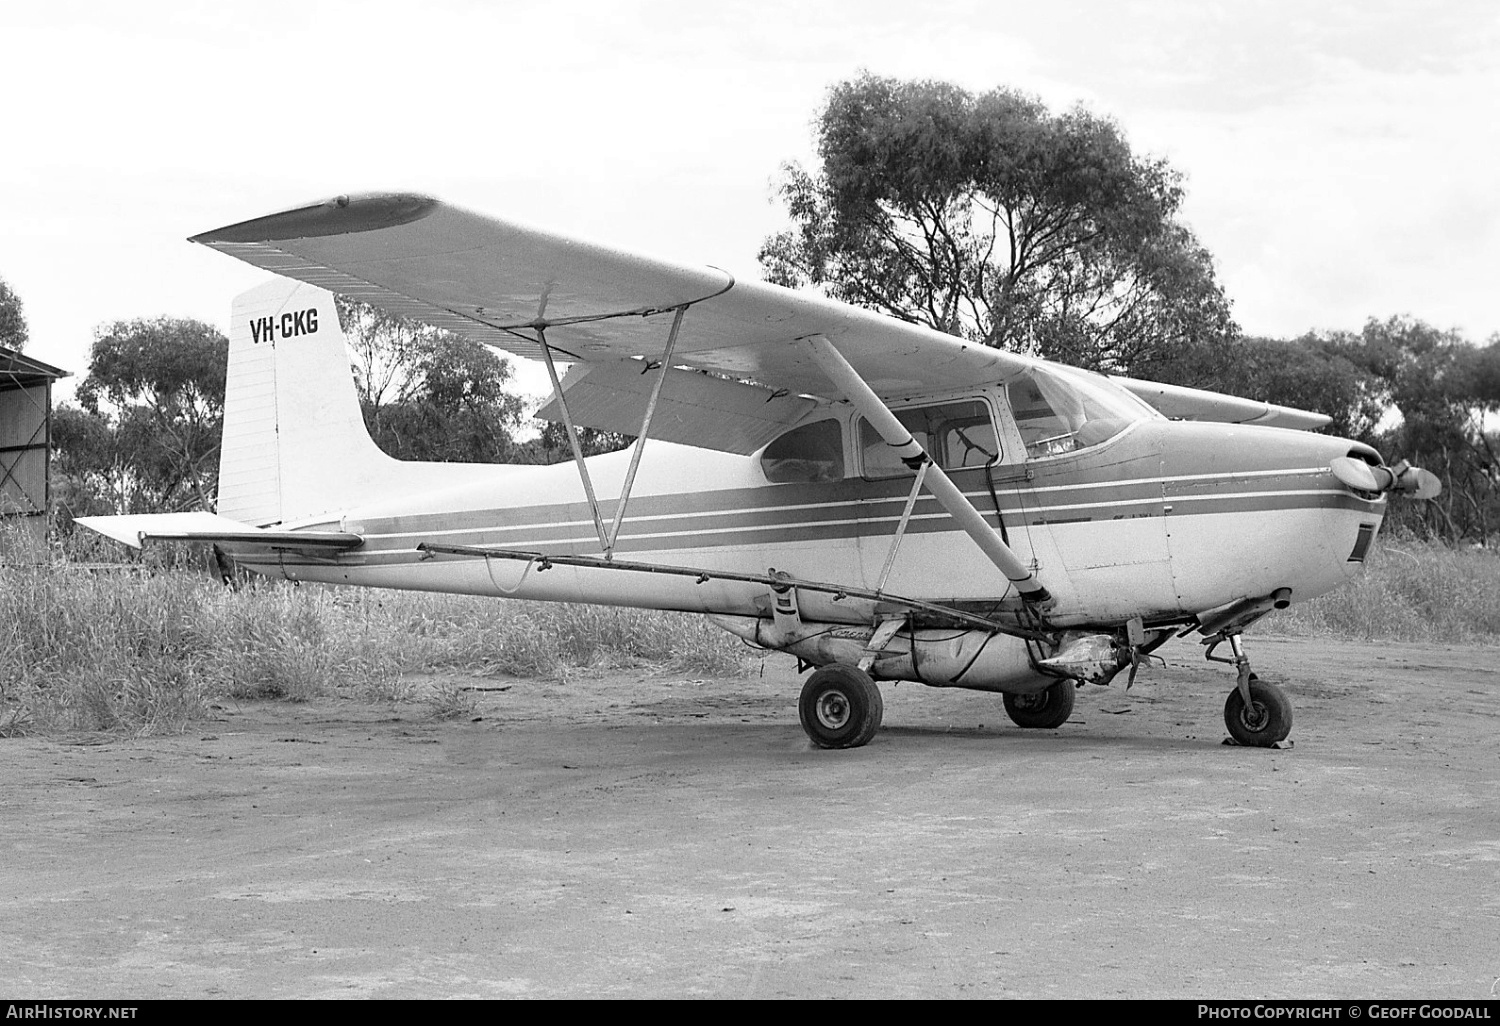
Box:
3;635;1498;999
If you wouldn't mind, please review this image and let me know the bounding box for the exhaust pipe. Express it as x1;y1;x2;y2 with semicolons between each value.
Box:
1197;587;1292;637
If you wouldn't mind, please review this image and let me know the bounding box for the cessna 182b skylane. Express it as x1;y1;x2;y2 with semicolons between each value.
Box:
79;194;1439;750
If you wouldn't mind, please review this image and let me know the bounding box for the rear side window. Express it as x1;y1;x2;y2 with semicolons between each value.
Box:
762;419;845;483
859;400;998;478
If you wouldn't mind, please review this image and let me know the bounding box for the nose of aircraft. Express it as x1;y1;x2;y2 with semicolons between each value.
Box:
1307;435;1446;588
1153;420;1401;609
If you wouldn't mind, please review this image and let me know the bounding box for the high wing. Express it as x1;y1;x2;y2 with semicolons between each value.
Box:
190;193;1041;408
1113;377;1331;431
193;193;1340;441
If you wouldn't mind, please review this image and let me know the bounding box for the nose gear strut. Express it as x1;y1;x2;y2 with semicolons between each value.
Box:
1203;631;1293;747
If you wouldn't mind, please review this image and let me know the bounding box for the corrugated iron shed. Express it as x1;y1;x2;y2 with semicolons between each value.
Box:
1;346;69;562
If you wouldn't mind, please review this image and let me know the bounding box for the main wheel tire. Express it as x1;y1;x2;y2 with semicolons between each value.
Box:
798;665;884;749
1002;679;1076;729
1224;678;1293;747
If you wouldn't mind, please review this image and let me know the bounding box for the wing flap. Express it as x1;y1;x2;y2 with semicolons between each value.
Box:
535;361;819;455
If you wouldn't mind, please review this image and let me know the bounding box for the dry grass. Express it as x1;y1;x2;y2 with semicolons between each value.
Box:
1275;540;1500;644
0;563;751;737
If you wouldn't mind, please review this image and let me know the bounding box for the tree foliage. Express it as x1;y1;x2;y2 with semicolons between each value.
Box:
1339;319;1500;543
0;275;28;351
760;74;1235;375
1456;337;1500;410
1150;333;1386;443
335;298;526;463
52;317;229;519
1205;318;1499;544
514;422;633;465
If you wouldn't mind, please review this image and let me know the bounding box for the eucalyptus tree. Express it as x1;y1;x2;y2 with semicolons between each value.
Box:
760;74;1235;376
0;276;28;351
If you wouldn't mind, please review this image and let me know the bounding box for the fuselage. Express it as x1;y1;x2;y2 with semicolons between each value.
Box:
230;396;1386;633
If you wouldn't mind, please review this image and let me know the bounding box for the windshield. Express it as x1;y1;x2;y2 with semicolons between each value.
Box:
1007;367;1154;459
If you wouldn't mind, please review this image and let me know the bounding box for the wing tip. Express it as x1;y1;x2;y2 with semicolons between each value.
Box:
190;192;440;245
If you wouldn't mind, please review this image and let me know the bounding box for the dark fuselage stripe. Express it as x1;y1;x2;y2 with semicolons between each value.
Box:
359;473;1347;547
258;488;1375;566
357;466;1332;540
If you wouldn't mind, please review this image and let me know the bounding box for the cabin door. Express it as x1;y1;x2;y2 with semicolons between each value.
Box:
852;397;1034;602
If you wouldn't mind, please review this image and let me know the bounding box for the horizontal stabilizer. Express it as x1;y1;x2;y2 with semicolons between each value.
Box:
75;511;362;551
1114;377;1332;431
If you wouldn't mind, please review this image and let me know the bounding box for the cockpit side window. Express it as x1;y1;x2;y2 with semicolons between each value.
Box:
1006;367;1146;459
761;418;845;483
858;400;998;478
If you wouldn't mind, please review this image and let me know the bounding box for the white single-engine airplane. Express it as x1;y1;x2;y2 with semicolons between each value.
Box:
79;194;1439;749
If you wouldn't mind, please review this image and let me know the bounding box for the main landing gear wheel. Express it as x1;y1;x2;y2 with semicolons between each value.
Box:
1003;679;1076;729
1224;677;1293;747
798;665;884;749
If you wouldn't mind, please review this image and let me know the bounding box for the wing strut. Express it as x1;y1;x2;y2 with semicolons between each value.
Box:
536;304;690;560
875;460;929;594
607;305;686;549
538;325;611;552
802;334;1053;606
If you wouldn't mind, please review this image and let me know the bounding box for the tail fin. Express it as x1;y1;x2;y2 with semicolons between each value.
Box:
218;279;398;525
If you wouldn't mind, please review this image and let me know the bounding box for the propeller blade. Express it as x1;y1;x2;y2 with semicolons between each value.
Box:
1329;456;1442;499
1399;466;1443;500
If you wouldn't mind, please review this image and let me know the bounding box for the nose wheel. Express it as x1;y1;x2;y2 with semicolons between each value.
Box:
1223;675;1292;746
1206;633;1293;747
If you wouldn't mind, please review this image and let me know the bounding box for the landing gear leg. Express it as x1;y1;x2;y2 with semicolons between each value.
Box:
1228;633;1255;712
1208;633;1293;747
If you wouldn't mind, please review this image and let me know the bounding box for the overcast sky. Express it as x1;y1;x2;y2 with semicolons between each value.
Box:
3;0;1496;400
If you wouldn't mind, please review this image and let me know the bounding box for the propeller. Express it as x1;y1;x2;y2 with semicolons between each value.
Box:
1330;456;1442;500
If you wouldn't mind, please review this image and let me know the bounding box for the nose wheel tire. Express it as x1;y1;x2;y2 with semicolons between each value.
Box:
1002;679;1076;729
798;665;884;749
1224;677;1293;747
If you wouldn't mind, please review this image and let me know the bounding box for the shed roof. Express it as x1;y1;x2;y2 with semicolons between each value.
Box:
0;346;69;391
